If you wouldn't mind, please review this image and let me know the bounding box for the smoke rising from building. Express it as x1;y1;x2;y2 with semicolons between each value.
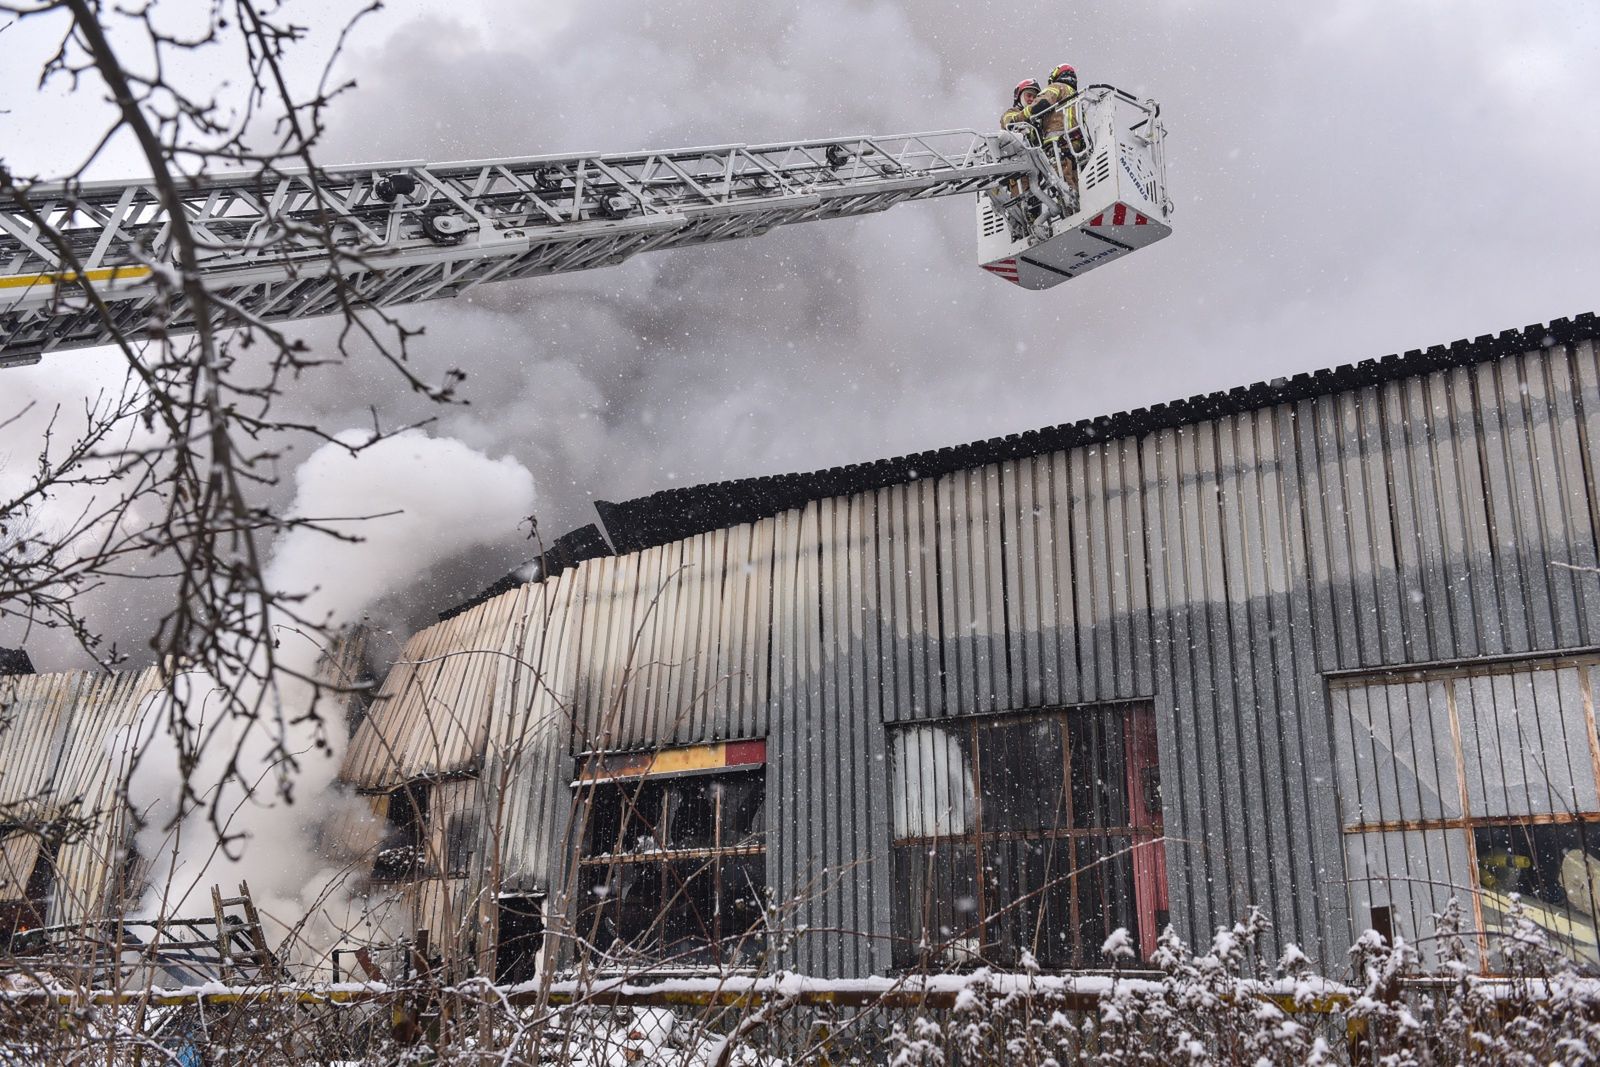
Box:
119;430;535;955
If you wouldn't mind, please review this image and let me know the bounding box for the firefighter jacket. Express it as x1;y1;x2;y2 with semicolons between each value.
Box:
1027;81;1077;142
1000;105;1030;130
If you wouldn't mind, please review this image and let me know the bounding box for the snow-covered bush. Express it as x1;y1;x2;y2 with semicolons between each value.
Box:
5;902;1600;1064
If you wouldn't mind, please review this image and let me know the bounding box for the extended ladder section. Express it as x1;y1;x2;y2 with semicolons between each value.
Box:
0;130;1034;366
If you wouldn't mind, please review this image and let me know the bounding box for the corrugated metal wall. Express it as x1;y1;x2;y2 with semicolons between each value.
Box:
466;334;1600;977
0;666;162;922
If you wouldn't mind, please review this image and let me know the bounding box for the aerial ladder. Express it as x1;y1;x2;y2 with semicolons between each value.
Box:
0;85;1169;368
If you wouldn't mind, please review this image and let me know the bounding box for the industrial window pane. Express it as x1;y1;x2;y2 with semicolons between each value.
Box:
1474;821;1600;971
1331;661;1600;972
889;704;1166;971
577;766;766;970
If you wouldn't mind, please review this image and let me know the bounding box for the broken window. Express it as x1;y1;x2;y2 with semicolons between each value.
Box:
889;705;1167;970
1330;662;1600;971
576;749;767;970
444;812;477;876
372;784;428;882
1;824;64;944
1474;821;1600;970
494;893;545;984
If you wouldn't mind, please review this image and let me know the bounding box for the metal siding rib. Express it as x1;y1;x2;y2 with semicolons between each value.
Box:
936;473;970;718
858;488;895;973
1142;429;1205;943
794;501;832;976
1085;446;1114;698
1315;395;1363;668
1382;379;1431;661
1498;355;1560;649
1542;345;1600;642
1358;385;1408;665
710;525;740;736
50;667;163;923
1294;395;1342;674
1474;361;1534;652
1257;403;1323;954
1004;459;1038;710
880;485;918;721
1399;376;1453;658
982;465;1008;714
1048;449;1079;707
493;573;583;891
1226;411;1288;945
750;517;778;736
1569;339;1600;645
1069;448;1096;703
768;505;802;971
1190;420;1247;921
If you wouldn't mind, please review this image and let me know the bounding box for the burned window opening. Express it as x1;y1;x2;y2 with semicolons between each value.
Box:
444;812;478;876
494;894;545;985
0;824;64;944
577;764;767;970
372;784;428;883
888;704;1167;971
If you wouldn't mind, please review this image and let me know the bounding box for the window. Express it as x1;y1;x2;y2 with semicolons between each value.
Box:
371;784;427;882
1332;659;1600;971
889;705;1167;970
1;824;63;944
576;741;767;970
444;812;477;876
494;893;545;984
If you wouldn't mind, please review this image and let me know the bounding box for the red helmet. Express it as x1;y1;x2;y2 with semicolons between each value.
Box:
1013;78;1041;103
1049;63;1077;87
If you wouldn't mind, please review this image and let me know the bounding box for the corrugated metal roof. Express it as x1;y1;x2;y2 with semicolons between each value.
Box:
0;666;164;920
594;313;1600;554
343;587;530;790
0;672;79;818
48;668;163;921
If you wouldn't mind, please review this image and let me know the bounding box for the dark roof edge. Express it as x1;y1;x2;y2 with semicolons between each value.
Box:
596;312;1600;555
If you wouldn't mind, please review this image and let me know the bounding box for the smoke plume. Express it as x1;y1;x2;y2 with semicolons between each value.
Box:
120;430;535;959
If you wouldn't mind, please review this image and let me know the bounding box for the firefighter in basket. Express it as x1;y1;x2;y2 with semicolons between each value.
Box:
1026;63;1087;200
999;78;1042;206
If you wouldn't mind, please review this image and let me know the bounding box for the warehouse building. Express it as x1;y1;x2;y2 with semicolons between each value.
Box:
6;312;1600;979
344;311;1600;978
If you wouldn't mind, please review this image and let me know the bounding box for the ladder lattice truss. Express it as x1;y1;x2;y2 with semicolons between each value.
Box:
1;130;1034;366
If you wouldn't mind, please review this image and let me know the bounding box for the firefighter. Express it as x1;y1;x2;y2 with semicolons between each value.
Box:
1027;63;1084;193
1001;78;1041;138
1000;79;1041;205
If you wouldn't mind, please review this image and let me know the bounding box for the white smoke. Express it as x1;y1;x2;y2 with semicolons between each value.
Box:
120;429;536;963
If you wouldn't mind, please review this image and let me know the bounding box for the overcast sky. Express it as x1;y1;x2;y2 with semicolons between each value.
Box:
3;1;1598;668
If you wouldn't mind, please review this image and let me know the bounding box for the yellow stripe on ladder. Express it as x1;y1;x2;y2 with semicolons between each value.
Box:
0;265;154;290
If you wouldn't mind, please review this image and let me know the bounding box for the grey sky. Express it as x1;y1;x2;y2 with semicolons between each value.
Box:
3;0;1598;667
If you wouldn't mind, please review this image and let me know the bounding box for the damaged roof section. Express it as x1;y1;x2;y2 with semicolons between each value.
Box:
345;588;533;791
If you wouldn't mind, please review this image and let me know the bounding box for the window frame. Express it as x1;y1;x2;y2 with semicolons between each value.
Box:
573;739;768;971
887;703;1166;971
1329;655;1600;970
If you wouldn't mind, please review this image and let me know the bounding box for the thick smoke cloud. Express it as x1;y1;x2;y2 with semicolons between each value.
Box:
121;430;535;954
3;1;1599;670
